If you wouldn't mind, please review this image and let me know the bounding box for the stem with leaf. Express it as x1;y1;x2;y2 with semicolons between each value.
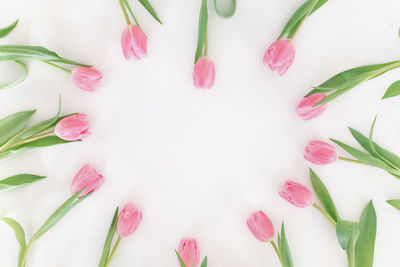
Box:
270;240;285;266
312;203;337;226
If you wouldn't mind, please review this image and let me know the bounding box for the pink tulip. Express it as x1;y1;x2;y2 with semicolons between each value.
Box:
193;56;215;89
121;24;148;60
55;113;90;141
70;164;104;197
304;141;338;165
117;203;142;238
71;66;102;92
178;238;200;267
263;39;295;76
279;181;313;208
247;211;275;242
296;93;328;120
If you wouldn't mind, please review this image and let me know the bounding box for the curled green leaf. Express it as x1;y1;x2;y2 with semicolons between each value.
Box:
0;19;18;38
0;60;28;90
0;174;46;192
213;0;236;18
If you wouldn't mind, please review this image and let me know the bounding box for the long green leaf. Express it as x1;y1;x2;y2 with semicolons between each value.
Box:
382;80;400;99
0;217;26;265
0;20;18;38
0;110;35;147
213;0;236;18
279;222;294;267
355;201;376;267
386;199;400;211
194;0;208;63
138;0;163;24
336;220;359;266
310;0;328;14
0;60;29;90
309;168;340;222
98;207;119;267
200;256;208;267
0;174;45;192
175;250;187;267
0;45;61;61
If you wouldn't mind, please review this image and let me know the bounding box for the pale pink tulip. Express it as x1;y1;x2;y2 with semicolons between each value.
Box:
263;39;295;76
193;56;215;89
71;66;102;92
178;238;200;267
247;211;275;242
279;181;313;208
55;113;90;141
296;93;328;120
121;24;147;60
117;203;142;238
304;141;338;165
70;164;104;197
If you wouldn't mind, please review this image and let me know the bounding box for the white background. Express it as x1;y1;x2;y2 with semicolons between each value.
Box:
0;0;400;266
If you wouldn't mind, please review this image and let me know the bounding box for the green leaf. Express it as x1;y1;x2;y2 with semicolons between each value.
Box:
0;45;61;62
0;60;29;90
336;220;359;250
382;80;400;99
386;199;400;210
0;20;18;38
122;0;141;27
0;110;35;147
213;0;236;18
200;256;208;267
98;207;119;267
175;250;187;267
309;168;340;223
279;222;294;267
0;217;26;249
0;174;46;192
138;0;163;24
194;0;208;63
310;0;328;14
355;201;376;267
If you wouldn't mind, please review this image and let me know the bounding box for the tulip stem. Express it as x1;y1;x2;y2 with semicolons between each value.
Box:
204;28;208;56
118;0;132;25
312;203;337;227
0;131;55;152
270;240;284;266
105;236;122;267
339;156;364;165
42;61;71;73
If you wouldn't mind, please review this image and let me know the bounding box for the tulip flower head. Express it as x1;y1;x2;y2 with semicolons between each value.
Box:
71;66;102;92
304;141;338;165
296;93;328;120
55;113;90;141
117;203;142;238
263;39;295;76
193;56;215;89
247;211;275;242
279;181;313;208
121;24;148;60
70;164;104;197
178;238;200;267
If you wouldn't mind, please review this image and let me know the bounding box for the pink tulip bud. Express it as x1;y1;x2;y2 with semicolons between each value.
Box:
117;203;142;238
296;93;328;120
247;211;275;242
55;113;90;141
304;141;338;165
263;39;295;76
279;181;313;208
178;238;200;267
193;56;215;89
121;24;148;60
71;66;102;92
70;164;104;197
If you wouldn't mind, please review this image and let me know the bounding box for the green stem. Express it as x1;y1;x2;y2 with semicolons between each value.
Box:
338;156;364;165
270;240;284;266
42;61;71;73
204;27;208;56
0;131;55;153
18;241;33;267
312;203;337;227
118;0;131;25
105;236;122;267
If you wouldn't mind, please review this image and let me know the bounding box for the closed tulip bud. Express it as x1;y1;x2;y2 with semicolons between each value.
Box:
296;93;328;120
55;113;90;141
178;238;200;267
117;203;142;238
70;164;104;197
279;181;313;208
304;141;338;165
247;211;275;242
263;39;295;76
193;56;215;89
71;66;102;92
121;24;147;60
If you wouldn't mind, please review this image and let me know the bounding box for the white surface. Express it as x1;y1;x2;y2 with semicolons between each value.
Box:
1;0;400;266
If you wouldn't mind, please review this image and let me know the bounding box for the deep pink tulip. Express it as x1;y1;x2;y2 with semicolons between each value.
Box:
263;39;295;76
121;24;148;60
247;211;275;242
178;238;200;267
279;181;313;208
193;56;215;89
70;164;104;197
296;93;328;120
304;141;338;165
55;113;90;141
117;203;142;238
71;66;102;92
